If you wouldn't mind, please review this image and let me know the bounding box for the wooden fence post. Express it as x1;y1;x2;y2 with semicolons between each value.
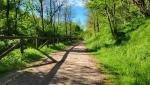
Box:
20;38;24;54
35;38;38;48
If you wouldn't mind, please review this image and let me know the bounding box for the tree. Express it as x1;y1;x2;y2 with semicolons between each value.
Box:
133;0;150;17
6;0;10;35
39;0;44;32
14;0;20;33
105;0;118;39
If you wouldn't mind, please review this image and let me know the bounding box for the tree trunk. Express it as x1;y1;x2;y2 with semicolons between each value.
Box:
105;0;117;39
15;0;20;34
6;0;10;35
40;0;44;32
64;7;68;36
133;0;150;17
96;11;100;32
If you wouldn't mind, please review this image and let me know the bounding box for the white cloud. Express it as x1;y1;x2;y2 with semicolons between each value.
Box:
67;0;88;7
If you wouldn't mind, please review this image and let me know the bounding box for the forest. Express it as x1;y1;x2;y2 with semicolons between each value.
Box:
0;0;150;85
0;0;82;76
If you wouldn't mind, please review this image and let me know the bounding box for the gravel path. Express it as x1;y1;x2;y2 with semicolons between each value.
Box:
6;42;105;85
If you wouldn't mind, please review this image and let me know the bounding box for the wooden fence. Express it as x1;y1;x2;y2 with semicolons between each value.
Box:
0;36;77;60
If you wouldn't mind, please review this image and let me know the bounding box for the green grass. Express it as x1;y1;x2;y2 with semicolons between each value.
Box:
49;43;65;50
23;48;43;62
85;19;150;85
0;49;25;74
0;43;65;74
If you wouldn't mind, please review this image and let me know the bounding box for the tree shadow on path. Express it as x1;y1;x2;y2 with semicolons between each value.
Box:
39;44;76;85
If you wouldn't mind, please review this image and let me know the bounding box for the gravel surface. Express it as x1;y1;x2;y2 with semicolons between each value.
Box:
5;42;105;85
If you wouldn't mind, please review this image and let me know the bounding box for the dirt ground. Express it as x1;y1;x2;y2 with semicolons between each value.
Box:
5;42;105;85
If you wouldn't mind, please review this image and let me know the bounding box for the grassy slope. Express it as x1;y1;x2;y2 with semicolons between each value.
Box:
86;19;150;85
0;43;65;74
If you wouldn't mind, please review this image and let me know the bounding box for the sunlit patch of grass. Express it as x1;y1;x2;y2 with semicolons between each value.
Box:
23;48;43;62
49;43;65;50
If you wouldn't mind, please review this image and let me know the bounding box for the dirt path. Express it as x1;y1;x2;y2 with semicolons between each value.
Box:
5;42;105;85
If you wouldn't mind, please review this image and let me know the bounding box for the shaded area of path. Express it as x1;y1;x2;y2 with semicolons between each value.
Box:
6;42;105;85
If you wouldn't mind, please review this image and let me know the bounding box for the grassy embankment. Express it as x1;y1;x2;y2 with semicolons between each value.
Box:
85;19;150;85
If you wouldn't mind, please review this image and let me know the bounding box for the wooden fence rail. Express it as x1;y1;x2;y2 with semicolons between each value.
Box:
0;36;77;39
0;43;20;60
0;36;78;60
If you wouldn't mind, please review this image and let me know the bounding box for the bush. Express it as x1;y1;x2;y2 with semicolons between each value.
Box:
0;41;5;50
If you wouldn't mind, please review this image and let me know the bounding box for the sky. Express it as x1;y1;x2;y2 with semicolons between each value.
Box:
68;0;88;27
21;0;88;27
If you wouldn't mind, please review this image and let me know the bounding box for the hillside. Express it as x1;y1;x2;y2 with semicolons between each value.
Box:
85;18;150;85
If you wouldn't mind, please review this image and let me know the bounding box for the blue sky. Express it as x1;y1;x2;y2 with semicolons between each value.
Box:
68;0;88;27
21;0;88;27
71;5;88;27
